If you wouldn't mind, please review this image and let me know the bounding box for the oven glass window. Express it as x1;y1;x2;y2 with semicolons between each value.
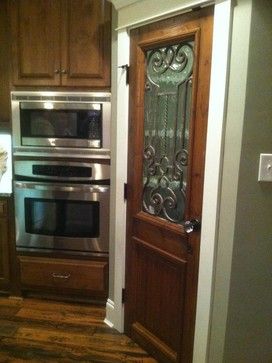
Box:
20;108;102;140
25;198;99;238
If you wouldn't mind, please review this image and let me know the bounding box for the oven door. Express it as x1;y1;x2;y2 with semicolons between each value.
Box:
14;181;109;255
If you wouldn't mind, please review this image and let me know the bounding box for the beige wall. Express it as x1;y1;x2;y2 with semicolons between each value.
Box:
208;1;253;361
223;0;272;361
211;0;272;361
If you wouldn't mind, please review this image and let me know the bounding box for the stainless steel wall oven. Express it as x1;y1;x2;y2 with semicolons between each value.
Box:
14;160;110;256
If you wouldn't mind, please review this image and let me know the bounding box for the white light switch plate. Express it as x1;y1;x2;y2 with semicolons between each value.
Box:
258;154;272;182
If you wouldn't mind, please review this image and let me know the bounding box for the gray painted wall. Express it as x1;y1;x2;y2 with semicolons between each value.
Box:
208;1;253;361
223;0;272;361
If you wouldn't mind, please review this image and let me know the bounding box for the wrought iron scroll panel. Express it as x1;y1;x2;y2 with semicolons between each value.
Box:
142;41;194;224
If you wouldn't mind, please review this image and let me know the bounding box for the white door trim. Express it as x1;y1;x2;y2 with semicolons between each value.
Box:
110;0;214;30
193;1;233;362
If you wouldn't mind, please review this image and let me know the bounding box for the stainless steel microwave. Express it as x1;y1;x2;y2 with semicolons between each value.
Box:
11;91;111;155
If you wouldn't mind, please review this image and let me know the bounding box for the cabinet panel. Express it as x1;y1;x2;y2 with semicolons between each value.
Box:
10;0;61;86
61;0;111;88
19;256;109;298
9;0;111;89
0;200;10;290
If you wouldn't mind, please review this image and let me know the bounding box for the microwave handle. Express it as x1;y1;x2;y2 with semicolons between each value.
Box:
14;181;109;194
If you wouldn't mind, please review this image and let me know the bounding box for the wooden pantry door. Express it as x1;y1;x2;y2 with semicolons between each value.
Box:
124;7;214;363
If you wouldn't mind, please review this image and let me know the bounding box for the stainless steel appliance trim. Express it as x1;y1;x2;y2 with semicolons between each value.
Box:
14;160;110;181
14;181;109;193
13;146;110;157
20;102;101;110
11;90;111;102
21;137;101;148
13;150;111;159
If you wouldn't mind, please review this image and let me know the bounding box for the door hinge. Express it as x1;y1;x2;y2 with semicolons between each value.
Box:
122;288;126;303
124;183;128;200
118;64;129;85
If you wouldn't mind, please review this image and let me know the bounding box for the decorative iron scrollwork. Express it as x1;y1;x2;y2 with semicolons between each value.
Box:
147;44;194;87
142;40;194;224
143;150;186;223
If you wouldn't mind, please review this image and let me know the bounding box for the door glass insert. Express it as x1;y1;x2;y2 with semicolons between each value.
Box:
142;41;194;223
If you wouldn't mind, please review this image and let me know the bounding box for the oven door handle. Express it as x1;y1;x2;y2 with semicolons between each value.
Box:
14;181;109;193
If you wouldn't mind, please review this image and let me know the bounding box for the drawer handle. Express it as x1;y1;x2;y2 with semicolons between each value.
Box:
52;272;71;280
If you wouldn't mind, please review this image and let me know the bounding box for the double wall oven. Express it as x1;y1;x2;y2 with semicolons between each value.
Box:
12;91;111;256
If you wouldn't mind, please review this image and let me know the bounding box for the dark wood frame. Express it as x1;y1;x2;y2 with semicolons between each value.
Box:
125;7;214;362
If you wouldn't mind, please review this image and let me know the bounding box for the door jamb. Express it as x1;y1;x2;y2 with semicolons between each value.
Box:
193;1;233;362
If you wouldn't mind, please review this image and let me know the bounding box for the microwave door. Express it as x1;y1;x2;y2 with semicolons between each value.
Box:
20;102;102;148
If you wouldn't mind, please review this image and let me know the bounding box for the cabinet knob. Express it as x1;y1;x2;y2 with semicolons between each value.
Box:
61;69;67;74
54;69;60;74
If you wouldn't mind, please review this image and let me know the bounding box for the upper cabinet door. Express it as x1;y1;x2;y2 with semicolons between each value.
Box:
61;0;111;88
10;0;61;86
9;0;111;89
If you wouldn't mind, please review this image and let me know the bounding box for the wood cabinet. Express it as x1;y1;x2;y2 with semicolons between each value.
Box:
0;198;11;292
9;0;111;88
19;255;109;300
0;1;11;124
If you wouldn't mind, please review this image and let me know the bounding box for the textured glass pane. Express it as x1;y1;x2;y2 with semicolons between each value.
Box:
142;41;194;224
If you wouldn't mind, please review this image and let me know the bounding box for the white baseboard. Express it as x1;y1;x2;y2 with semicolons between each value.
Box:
104;298;115;328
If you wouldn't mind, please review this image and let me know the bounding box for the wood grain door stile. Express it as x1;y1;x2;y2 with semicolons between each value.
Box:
125;7;214;363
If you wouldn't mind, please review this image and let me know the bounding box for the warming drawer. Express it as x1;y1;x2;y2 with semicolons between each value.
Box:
19;256;109;298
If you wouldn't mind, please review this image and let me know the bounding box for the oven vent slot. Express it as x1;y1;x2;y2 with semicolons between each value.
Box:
12;94;111;102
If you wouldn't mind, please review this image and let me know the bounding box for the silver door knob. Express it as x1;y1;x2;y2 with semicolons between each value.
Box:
184;219;201;234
